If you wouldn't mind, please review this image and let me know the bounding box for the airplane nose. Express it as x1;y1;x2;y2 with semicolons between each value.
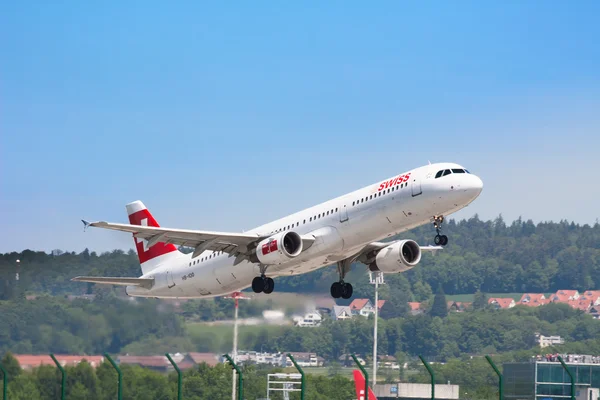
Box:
467;175;483;197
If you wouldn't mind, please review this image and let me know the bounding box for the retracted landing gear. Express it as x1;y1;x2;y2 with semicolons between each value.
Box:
331;260;353;299
433;215;448;246
252;266;274;294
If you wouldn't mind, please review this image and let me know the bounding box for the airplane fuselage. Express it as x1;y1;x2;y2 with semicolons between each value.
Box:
126;162;482;298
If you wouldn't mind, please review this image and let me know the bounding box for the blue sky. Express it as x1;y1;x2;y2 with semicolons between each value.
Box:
1;1;599;253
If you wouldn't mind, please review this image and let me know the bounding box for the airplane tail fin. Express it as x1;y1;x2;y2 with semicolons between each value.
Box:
126;200;178;274
353;369;377;400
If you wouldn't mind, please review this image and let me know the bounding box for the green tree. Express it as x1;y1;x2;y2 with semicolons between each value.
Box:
473;290;488;310
7;375;41;400
412;281;433;302
68;382;90;400
327;361;342;377
1;352;22;381
430;286;448;318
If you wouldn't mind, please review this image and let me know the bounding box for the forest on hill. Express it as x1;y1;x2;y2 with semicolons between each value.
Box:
2;280;600;360
2;216;598;302
1;216;600;399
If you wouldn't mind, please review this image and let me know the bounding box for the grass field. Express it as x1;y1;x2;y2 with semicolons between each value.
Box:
445;292;551;302
186;322;289;353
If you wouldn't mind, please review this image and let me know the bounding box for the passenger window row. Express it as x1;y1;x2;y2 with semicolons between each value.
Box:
268;207;339;236
352;181;408;207
190;250;225;266
434;168;470;179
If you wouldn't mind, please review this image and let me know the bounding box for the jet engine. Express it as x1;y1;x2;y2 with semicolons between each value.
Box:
369;240;421;273
251;231;303;265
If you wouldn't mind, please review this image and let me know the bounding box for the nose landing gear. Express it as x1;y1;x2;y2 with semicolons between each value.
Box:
433;215;449;246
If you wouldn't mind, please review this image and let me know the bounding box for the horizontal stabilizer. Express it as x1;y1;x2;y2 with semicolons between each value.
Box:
71;276;154;289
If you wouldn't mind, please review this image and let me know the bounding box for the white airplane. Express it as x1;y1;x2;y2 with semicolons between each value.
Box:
74;162;482;299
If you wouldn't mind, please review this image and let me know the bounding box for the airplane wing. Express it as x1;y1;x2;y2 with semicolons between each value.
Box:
71;276;154;289
82;220;266;259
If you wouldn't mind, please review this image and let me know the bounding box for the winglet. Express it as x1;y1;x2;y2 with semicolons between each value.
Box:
81;219;91;231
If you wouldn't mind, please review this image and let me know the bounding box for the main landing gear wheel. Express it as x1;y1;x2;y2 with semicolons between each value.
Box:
263;277;274;294
330;281;353;299
252;276;264;293
434;234;448;246
432;215;448;246
252;276;275;294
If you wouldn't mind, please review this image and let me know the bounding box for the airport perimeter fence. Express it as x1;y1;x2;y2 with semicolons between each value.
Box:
0;353;579;400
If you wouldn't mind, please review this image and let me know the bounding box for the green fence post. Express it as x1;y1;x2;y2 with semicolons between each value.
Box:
419;355;435;400
287;353;305;400
351;354;368;400
224;354;243;400
166;353;182;400
485;355;503;400
104;353;122;400
49;354;66;400
557;356;575;400
0;363;7;400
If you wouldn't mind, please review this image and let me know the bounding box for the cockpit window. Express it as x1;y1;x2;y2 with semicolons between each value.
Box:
442;169;451;176
435;170;443;179
465;170;470;174
452;169;465;173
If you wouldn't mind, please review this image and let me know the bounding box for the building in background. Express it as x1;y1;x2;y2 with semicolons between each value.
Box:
333;305;353;320
293;310;322;327
348;299;386;317
447;301;471;312
504;356;600;400
373;382;459;400
408;302;424;315
13;355;104;370
536;334;565;348
488;297;516;309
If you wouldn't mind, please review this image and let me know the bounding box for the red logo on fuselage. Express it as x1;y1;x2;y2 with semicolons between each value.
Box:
377;172;411;191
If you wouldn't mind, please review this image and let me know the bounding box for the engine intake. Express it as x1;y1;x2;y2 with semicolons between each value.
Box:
369;240;421;273
252;231;303;265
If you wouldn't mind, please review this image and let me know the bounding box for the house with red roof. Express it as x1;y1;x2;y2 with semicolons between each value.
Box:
408;302;424;315
14;355;104;370
185;353;220;368
448;301;471;312
566;300;592;312
348;298;385;317
518;299;549;307
118;355;172;372
581;291;600;306
550;290;580;303
519;293;546;303
518;293;548;307
488;297;516;309
588;306;600;319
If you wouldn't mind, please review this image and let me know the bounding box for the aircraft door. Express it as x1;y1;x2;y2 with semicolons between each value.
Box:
411;174;422;197
339;204;349;223
166;271;176;288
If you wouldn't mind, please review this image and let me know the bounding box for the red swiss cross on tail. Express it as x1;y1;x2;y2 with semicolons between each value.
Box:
126;201;177;266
